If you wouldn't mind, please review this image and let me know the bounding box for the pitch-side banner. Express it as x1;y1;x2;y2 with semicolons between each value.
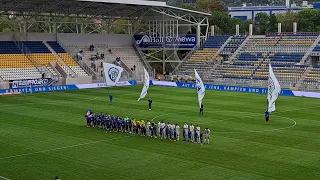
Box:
267;64;281;113
10;78;53;88
103;63;124;86
134;34;197;49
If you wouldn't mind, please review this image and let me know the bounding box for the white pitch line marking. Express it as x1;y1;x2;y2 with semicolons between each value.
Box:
0;175;10;180
0;136;128;161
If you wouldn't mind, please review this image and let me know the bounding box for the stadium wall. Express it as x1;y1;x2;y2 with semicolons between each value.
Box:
149;80;320;99
57;33;133;46
0;80;137;95
0;33;133;46
1;80;319;99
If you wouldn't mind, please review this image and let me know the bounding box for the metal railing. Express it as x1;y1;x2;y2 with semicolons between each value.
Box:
132;36;152;73
44;40;78;78
171;42;200;74
57;36;99;78
13;35;56;80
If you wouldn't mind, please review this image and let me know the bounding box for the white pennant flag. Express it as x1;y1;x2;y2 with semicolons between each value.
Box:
195;69;205;108
267;64;281;113
138;68;150;101
103;63;124;86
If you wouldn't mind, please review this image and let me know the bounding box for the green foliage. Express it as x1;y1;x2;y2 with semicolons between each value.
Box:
1;86;320;179
276;12;299;32
179;3;198;11
298;9;320;32
195;0;226;12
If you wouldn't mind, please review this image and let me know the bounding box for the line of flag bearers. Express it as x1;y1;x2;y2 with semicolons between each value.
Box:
85;110;211;145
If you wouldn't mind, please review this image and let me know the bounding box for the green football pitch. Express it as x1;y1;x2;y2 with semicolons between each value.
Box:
0;85;319;180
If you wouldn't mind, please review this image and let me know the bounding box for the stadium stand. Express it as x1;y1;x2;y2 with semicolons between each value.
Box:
66;43;143;80
207;34;318;88
0;41;42;80
110;47;144;76
177;35;230;77
0;40;89;81
189;35;230;62
46;41;88;76
220;35;246;55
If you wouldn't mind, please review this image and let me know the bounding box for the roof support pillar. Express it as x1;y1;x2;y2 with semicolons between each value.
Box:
293;22;297;34
210;25;215;36
20;21;27;33
52;23;57;33
81;24;85;33
196;23;201;48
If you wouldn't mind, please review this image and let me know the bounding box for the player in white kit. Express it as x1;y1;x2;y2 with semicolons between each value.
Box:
183;123;188;141
160;121;166;139
175;124;180;141
189;123;195;143
146;120;151;136
157;121;161;138
196;125;200;143
171;123;175;139
204;128;211;144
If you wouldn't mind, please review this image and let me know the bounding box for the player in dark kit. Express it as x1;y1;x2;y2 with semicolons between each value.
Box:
200;103;204;116
148;98;152;110
265;111;270;124
109;94;113;104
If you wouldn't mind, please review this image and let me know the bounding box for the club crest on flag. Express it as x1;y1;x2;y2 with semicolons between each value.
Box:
267;64;281;113
103;63;124;86
196;78;201;92
108;67;120;82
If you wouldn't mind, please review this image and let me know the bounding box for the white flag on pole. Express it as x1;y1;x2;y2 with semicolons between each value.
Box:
195;69;205;108
103;63;124;86
138;68;150;101
267;64;281;113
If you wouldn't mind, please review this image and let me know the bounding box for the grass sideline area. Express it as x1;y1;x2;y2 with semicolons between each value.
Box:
0;85;319;180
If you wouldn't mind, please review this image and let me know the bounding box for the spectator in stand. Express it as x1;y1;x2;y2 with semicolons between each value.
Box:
100;62;103;68
184;76;188;83
42;73;45;79
133;65;136;71
77;50;83;61
109;49;112;54
101;70;103;77
101;53;104;59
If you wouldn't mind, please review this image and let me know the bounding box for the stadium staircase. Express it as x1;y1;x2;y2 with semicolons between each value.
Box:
301;64;320;90
62;44;113;81
299;35;320;64
229;35;251;62
220;35;247;57
176;35;230;77
63;44;141;81
43;41;77;77
109;47;143;80
296;66;313;89
46;41;89;77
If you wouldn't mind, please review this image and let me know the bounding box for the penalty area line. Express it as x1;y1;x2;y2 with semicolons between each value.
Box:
0;136;128;161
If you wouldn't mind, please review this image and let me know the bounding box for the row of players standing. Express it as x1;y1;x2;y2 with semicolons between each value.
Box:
85;111;211;144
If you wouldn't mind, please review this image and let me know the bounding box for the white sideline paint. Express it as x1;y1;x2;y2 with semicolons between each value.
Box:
150;106;309;134
0;136;128;161
0;175;10;180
